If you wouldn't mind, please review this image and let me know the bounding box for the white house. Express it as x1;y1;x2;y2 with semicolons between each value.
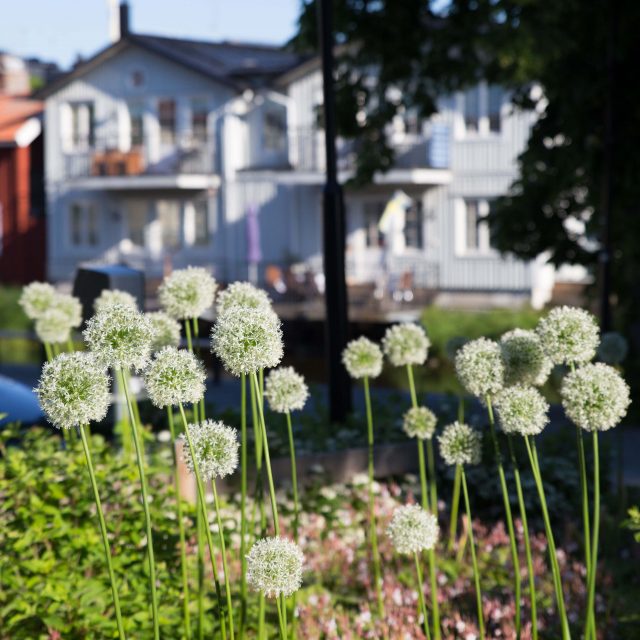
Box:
40;11;556;308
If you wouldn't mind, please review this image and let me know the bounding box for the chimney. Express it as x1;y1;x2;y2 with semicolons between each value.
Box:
119;2;130;38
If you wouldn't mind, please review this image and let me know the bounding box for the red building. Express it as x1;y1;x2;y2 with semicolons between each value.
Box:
0;96;46;283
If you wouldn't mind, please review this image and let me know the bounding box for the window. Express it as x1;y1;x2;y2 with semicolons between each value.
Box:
463;87;480;132
465;200;480;250
462;199;493;254
263;109;286;151
363;202;384;247
157;200;182;249
69;202;98;246
127;201;148;247
129;102;144;146
70;102;94;148
194;199;210;245
191;99;208;141
488;85;502;133
404;200;424;249
158;99;176;145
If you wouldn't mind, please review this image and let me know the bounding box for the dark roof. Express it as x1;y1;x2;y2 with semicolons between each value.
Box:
37;34;310;98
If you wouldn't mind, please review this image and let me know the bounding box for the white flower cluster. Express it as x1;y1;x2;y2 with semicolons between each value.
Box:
438;421;482;467
402;406;437;440
264;366;309;414
342;337;383;379
495;385;549;436
144;347;206;408
181;420;239;480
54;293;83;328
246;537;304;598
147;311;182;353
561;363;630;432
19;282;56;319
159;267;217;319
387;504;439;554
35;309;73;345
536;306;599;365
216;281;272;314
597;331;628;365
382;323;430;367
212;306;283;376
84;303;153;371
500;329;553;387
94;289;138;313
455;337;504;398
36;352;110;429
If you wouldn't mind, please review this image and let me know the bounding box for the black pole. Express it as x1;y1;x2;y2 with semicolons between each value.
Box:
318;0;351;422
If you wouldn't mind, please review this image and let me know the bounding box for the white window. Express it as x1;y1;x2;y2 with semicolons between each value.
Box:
157;200;182;249
263;109;287;151
128;102;145;147
70;102;94;149
158;99;176;145
191;99;208;141
461;84;504;136
463;87;481;133
488;85;502;133
69;202;99;247
194;199;210;245
459;198;493;255
363;201;384;248
127;201;149;247
404;200;424;249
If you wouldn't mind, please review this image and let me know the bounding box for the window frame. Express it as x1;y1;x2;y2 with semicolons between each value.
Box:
158;99;176;145
458;198;495;256
68;201;99;248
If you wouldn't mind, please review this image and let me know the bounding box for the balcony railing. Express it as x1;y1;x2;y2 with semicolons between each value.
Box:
63;134;216;179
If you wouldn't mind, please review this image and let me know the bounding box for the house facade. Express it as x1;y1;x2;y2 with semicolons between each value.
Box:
41;21;555;307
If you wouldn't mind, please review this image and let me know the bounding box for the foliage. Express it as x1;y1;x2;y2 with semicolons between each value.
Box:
623;506;640;543
0;285;42;363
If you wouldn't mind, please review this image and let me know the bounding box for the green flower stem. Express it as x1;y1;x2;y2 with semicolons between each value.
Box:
179;403;228;640
197;507;206;640
584;431;601;640
286;410;300;639
508;436;537;640
414;551;431;640
486;395;521;638
239;373;248;640
192;317;206;424
118;368;159;640
78;424;127;640
460;466;485;639
406;364;440;639
363;376;385;623
66;337;75;353
168;407;192;640
448;466;462;552
275;595;288;640
426;440;438;514
212;480;236;640
185;319;194;353
524;436;571;640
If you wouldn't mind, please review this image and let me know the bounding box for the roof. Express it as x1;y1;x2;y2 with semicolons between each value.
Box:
0;96;42;146
37;33;311;98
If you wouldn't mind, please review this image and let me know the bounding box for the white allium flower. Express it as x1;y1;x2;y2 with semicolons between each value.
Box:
53;293;83;328
246;537;304;598
35;309;73;345
387;504;439;554
536;306;600;365
402;406;437;440
181;420;239;480
445;336;469;362
597;332;628;365
561;363;630;432
216;281;272;314
19;281;56;320
500;329;553;387
94;289;138;313
147;311;182;352
382;323;431;367
159;266;217;319
84;303;153;371
495;385;549;436
264;366;309;414
438;421;482;467
144;347;206;408
35;352;110;429
342;337;383;379
455;338;504;398
211;306;283;376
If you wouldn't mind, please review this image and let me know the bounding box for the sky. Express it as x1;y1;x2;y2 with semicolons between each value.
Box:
0;0;302;69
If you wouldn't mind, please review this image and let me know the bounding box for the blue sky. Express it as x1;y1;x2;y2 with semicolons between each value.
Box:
0;0;301;69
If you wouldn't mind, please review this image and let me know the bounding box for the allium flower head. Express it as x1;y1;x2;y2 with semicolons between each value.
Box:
147;311;181;352
216;281;272;314
53;293;83;328
536;306;599;365
94;288;138;313
159;266;217;319
84;303;153;371
495;385;549;436
211;306;283;376
181;420;239;480
387;504;439;554
36;352;110;429
144;347;205;408
561;363;630;432
402;406;437;440
382;323;430;367
19;281;56;320
438;421;482;467
455;338;504;398
246;537;304;598
597;332;628;365
264;366;309;413
500;329;553;387
35;309;73;345
342;337;383;379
